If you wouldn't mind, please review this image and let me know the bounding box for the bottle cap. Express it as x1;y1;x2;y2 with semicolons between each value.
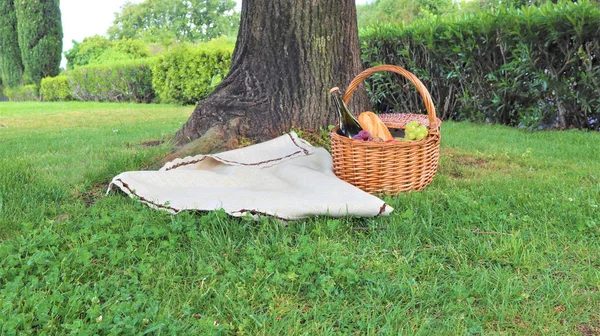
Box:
329;87;340;94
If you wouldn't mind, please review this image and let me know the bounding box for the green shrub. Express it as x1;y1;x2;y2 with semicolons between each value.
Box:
4;85;38;101
40;75;72;101
152;39;233;104
67;59;155;103
360;0;600;130
64;35;151;70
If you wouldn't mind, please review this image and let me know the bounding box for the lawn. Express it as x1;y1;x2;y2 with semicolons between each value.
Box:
0;102;598;335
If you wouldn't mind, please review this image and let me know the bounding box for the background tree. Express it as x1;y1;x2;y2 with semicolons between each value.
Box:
174;0;369;154
14;0;63;86
107;0;239;44
0;0;24;88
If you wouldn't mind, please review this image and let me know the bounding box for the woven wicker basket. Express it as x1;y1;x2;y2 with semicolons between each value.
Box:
330;65;442;195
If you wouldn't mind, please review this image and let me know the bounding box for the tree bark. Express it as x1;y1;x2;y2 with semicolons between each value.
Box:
174;0;369;154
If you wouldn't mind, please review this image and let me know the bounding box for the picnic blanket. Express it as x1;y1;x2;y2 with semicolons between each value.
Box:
107;132;393;220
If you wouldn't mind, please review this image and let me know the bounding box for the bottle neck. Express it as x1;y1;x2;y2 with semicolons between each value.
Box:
332;91;344;116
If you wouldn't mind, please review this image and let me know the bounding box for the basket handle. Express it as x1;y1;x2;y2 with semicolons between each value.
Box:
343;65;438;129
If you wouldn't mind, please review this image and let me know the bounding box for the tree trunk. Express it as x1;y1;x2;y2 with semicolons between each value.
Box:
174;0;369;154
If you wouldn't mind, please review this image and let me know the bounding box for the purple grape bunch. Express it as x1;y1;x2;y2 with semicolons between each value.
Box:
352;130;372;141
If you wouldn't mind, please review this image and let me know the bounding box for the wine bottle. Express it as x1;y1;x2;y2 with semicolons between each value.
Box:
330;87;362;138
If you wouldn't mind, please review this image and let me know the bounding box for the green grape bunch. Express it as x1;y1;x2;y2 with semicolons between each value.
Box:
404;121;429;141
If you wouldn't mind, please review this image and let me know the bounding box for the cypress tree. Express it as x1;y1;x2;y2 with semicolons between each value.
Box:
0;0;24;88
14;0;63;86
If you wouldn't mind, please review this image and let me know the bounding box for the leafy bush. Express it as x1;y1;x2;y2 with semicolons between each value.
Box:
68;59;155;103
152;38;233;104
4;84;38;101
357;0;458;28
91;49;138;64
64;35;151;70
40;75;72;101
41;37;232;104
360;0;600;130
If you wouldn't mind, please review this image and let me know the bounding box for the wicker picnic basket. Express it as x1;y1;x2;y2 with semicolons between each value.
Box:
330;65;442;195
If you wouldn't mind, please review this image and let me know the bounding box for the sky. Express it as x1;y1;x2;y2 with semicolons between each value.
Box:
59;0;371;67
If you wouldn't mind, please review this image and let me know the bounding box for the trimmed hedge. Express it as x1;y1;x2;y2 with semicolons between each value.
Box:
360;0;600;130
67;59;155;103
4;85;38;101
40;75;72;101
152;41;233;104
42;39;233;104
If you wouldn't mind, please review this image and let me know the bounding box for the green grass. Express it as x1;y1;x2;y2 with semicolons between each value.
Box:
0;102;599;335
